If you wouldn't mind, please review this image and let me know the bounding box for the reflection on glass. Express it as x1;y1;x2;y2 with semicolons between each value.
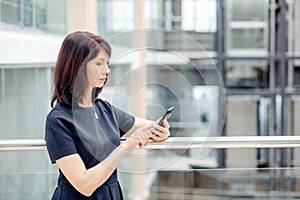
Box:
0;0;21;25
34;0;46;30
295;1;300;53
293;60;300;86
145;0;160;27
231;28;265;49
0;0;66;34
0;67;52;139
23;0;33;27
181;0;216;32
111;0;133;32
119;167;300;199
226;60;268;88
232;0;267;21
227;0;268;52
0;151;57;200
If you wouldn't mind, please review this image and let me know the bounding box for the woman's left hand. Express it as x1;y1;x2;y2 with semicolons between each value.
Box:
149;120;170;142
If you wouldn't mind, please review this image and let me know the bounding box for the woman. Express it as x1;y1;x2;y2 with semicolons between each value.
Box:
45;31;170;199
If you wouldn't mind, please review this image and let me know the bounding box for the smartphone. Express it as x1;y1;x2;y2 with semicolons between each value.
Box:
158;107;174;126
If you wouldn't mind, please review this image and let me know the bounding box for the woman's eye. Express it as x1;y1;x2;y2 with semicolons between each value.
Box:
96;62;110;67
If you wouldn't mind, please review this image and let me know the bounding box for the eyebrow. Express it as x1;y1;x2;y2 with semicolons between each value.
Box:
95;58;106;61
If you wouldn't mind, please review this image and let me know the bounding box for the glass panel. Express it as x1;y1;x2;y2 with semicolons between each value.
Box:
145;0;161;27
226;60;269;88
103;63;221;139
23;0;33;27
1;148;300;199
182;0;217;32
293;60;300;87
232;0;267;21
227;0;268;52
36;0;66;34
164;31;216;51
2;164;300;199
111;0;134;32
0;151;57;200
0;67;52;139
47;0;66;34
181;0;194;31
231;28;265;49
295;0;300;54
146;168;300;199
34;0;46;30
98;0;134;37
0;0;66;34
0;0;21;25
0;172;57;199
287;0;300;54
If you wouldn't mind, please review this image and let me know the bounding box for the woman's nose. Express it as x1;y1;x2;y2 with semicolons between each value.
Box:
103;63;110;74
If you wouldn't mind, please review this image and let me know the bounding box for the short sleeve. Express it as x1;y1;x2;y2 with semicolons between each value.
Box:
110;104;135;134
45;114;77;164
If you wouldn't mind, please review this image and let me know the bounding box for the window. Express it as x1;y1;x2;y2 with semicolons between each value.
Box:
0;0;66;34
0;67;53;139
181;0;216;32
226;0;268;53
111;0;134;32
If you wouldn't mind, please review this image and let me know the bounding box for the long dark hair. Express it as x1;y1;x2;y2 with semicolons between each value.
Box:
51;31;111;107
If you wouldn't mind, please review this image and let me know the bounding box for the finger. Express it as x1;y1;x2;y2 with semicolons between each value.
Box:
150;124;170;138
152;121;164;131
150;133;161;141
135;131;150;146
137;130;151;139
150;127;163;136
150;132;169;142
138;138;149;148
152;122;169;134
162;119;170;129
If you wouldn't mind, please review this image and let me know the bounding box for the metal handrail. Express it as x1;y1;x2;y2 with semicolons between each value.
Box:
1;136;300;151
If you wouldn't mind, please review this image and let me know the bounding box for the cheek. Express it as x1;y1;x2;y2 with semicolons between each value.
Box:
86;68;97;83
87;65;98;76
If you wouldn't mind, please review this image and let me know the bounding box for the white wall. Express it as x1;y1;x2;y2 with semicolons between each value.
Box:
0;30;63;64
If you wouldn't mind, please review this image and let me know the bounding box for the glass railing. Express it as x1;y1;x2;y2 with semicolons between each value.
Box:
147;167;300;199
1;136;300;200
0;171;58;200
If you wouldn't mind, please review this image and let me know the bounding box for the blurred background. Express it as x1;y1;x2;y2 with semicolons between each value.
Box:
1;0;300;199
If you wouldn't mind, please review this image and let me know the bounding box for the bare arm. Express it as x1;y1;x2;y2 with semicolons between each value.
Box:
127;117;152;134
56;152;119;197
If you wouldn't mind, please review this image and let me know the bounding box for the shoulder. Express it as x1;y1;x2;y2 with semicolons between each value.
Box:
46;103;73;125
95;99;113;112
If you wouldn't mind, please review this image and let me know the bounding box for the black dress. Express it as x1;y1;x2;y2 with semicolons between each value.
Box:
45;99;135;200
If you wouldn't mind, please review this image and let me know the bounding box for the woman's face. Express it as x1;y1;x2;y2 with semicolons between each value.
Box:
86;50;110;89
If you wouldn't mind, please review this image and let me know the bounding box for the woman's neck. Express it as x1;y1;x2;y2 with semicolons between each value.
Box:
78;101;93;107
79;88;94;107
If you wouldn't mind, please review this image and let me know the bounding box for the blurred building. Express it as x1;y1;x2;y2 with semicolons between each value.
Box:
1;0;300;199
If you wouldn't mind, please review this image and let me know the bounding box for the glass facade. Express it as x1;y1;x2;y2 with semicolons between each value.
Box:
225;60;269;88
0;67;53;139
0;1;65;198
96;0;300;198
227;0;268;52
0;66;54;198
0;0;67;34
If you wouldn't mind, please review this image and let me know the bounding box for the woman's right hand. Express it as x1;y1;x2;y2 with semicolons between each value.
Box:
120;126;151;151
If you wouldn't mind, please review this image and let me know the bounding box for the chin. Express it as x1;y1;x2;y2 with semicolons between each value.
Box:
97;82;106;88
